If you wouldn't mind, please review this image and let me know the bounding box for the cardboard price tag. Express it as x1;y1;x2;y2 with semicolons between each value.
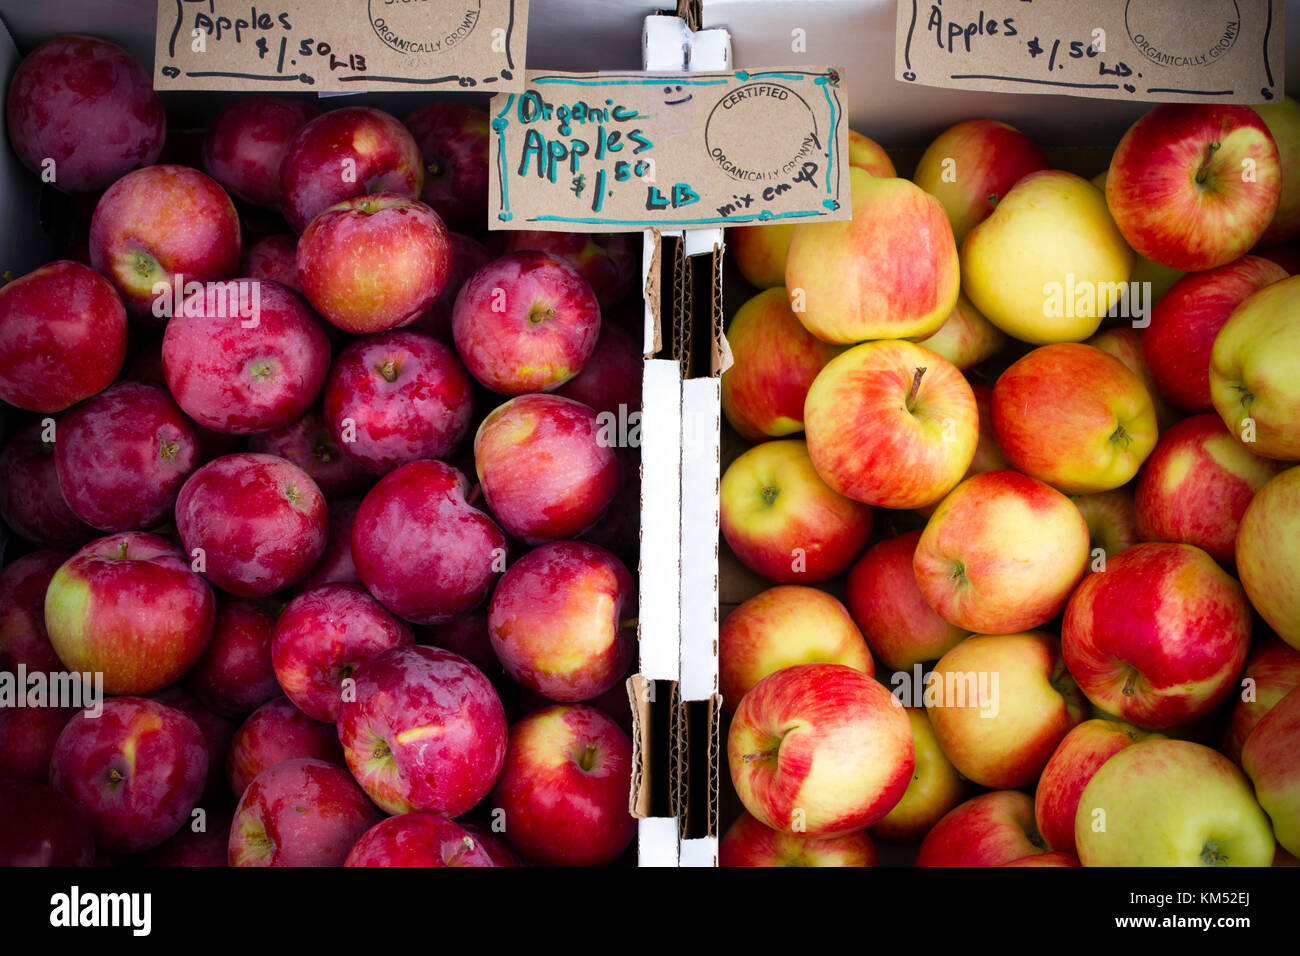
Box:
488;68;850;232
154;0;528;92
896;0;1285;103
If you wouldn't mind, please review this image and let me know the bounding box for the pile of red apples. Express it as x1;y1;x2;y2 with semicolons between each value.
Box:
718;102;1300;866
0;35;645;868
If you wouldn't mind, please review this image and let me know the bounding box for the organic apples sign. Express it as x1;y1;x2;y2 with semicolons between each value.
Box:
896;0;1285;103
488;68;850;231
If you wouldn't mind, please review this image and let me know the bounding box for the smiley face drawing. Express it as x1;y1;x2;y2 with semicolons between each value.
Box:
663;85;692;106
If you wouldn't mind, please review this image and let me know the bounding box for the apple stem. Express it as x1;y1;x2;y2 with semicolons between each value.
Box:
377;359;400;383
1201;840;1227;865
741;748;778;765
760;485;778;506
1195;142;1221;185
906;367;927;411
577;742;599;772
159;438;179;461
1122;668;1139;697
313;441;335;464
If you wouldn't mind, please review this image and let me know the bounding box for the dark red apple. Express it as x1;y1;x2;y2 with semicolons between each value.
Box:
0;549;68;674
141;812;233;867
0;705;77;781
0;778;95;867
184;598;281;718
240;233;302;291
556;320;642;417
248;406;373;500
226;697;344;799
408;232;491;341
202;95;320;210
503;231;638;309
403;102;490;232
0;423;93;548
296;498;363;592
345;813;501;867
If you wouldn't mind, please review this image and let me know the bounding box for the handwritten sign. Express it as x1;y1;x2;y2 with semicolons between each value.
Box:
154;0;528;92
896;0;1285;103
488;68;850;232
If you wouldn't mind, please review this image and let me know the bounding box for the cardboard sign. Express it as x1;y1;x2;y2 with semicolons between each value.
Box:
896;0;1285;103
488;68;850;232
154;0;528;92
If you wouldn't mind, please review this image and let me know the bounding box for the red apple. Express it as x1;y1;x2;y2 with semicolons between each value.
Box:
1072;488;1141;568
453;250;601;394
278;106;423;233
1241;686;1300;856
337;645;507;816
1141;256;1287;411
346;813;501;867
44;532;215;694
53;382;200;532
1062;542;1252;729
1106;104;1282;271
728;663;913;836
721;287;841;441
5;34;164;194
913;293;1009;372
142;812;233;868
1086;326;1180;431
870;707;967;843
322;330;473;473
0;779;95;867
720;810;877;867
475;394;619;545
272;583;414;722
0;549;69;675
845;531;966;671
50;697;208;854
175;453;328;597
1223;635;1300;763
720;439;873;584
296;497;363;592
184;598;280;719
915;790;1047;867
403;102;490;233
502;231;638;309
240;233;301;291
490;704;635;866
352;459;506;624
803;340;978;509
89;164;242;320
0;260;126;412
418;611;507;686
1135;413;1284;564
0;705;76;782
1003;851;1080;867
407;232;491;341
555;320;643;418
150;684;237;807
488;541;635;703
226;697;344;799
162;279;331;435
913;471;1090;635
992;343;1158;494
298;193;451;334
228;758;380;867
0;422;93;548
248;407;374;501
202;95;320;210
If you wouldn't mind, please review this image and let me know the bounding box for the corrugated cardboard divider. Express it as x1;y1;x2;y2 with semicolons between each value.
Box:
626;675;679;819
680;695;721;840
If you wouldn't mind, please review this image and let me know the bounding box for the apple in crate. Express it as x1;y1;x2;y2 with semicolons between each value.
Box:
240;233;301;291
721;288;841;442
1063;542;1252;729
1134;413;1284;564
926;631;1086;790
346;814;501;868
488;541;635;702
0;706;76;783
278;106;424;233
1236;467;1300;650
45;533;215;695
913;471;1090;635
408;232;491;341
720;439;872;584
337;645;506;816
323;331;473;473
870;707;966;843
272;584;414;723
0;261;127;413
184;598;280;719
454;250;601;394
915;791;1049;867
1086;326;1180;432
803;340;977;509
1210;274;1300;460
202;95;319;210
846;531;966;671
89;164;242;321
0;779;95;867
786;168;958;343
50;698;208;855
1;550;70;675
353;460;506;624
502;231;639;309
298;193;451;334
144;812;233;868
728;663;912;837
491;704;635;867
1223;636;1300;763
720;811;877;867
912;118;1048;244
720;585;872;709
1254;96;1300;245
175;453;328;597
297;498;364;591
229;758;380;867
556;320;643;418
992;343;1158;494
162;279;331;434
226;697;344;799
248;408;373;502
1034;718;1158;855
1242;686;1300;856
53;382;200;532
1075;739;1275;866
5;34;164;194
962;170;1133;344
912;293;1008;372
1141;256;1287;412
1072;488;1140;566
404;102;491;233
475;394;619;544
1107;104;1281;272
0;423;93;549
